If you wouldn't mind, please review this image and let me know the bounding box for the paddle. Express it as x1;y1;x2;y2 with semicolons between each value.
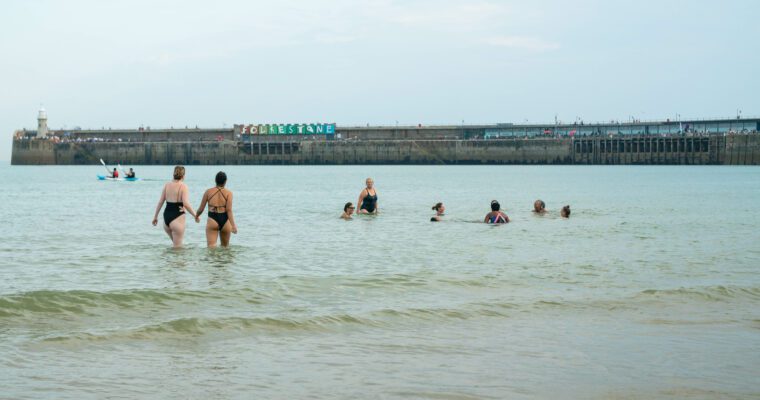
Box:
118;163;128;178
99;158;113;177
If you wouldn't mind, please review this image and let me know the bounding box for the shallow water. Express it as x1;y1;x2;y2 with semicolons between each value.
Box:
1;164;759;399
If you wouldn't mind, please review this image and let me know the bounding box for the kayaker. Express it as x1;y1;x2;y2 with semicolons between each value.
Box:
111;168;119;178
126;168;136;178
152;166;197;248
195;171;237;247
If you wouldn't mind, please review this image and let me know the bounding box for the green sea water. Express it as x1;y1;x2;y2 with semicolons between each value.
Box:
1;164;759;399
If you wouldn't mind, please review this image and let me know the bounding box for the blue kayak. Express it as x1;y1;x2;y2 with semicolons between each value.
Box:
97;175;139;181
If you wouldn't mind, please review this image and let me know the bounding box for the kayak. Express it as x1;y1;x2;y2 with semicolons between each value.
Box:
97;174;140;181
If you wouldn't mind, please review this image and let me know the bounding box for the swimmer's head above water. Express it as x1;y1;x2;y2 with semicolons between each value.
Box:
533;199;546;213
430;202;445;222
561;205;571;218
342;202;354;219
485;200;509;223
365;178;374;189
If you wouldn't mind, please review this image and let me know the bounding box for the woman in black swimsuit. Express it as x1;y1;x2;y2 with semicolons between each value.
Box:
152;166;197;248
195;171;237;247
356;177;378;214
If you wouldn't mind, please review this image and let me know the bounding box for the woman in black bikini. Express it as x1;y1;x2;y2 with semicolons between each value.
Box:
195;171;237;247
152;166;197;248
356;177;378;214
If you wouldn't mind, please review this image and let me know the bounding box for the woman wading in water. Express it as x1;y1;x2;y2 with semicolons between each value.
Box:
356;177;378;214
195;171;237;247
152;166;197;248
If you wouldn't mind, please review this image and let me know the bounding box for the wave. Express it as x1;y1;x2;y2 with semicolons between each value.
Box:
0;288;266;318
16;288;758;343
39;303;521;343
4;284;758;327
43;314;379;342
0;274;500;317
637;286;760;302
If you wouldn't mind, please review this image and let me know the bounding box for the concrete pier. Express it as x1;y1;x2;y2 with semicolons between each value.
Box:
11;135;760;165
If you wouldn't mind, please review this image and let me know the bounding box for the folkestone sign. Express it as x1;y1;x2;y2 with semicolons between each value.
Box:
241;123;336;135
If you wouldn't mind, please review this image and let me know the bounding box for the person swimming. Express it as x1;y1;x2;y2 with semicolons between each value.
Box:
357;178;378;214
533;199;547;214
484;200;509;224
341;202;354;220
152;166;197;248
195;171;237;247
561;205;571;218
431;202;445;222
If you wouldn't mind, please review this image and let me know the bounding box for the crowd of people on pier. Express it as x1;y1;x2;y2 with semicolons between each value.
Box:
153;166;571;248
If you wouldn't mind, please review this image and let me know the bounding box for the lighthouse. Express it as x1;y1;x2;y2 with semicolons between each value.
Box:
37;107;49;137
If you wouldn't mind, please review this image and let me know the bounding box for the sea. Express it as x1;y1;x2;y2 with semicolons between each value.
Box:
0;164;758;399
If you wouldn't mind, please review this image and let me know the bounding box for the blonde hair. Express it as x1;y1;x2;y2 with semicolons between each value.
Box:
173;166;185;180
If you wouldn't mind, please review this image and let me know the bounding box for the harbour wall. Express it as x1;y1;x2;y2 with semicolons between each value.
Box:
11;135;760;165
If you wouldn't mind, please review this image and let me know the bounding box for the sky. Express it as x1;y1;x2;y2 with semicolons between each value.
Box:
1;0;759;161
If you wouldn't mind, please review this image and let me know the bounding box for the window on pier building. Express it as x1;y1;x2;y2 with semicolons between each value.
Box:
732;122;755;132
525;128;542;137
619;126;644;135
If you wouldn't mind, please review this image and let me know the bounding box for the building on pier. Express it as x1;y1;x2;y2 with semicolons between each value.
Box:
484;118;759;138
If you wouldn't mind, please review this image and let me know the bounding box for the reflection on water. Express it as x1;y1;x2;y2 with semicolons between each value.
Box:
202;246;239;268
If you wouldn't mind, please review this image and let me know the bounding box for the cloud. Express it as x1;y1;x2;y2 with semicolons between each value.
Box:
483;35;560;51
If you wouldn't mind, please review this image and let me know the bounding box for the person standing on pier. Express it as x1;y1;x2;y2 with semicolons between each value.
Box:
152;166;197;248
195;171;237;247
356;178;379;214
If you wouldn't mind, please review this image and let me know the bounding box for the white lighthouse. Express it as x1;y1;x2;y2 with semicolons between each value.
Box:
37;107;49;137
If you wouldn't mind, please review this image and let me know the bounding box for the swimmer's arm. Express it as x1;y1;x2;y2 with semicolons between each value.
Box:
152;185;166;224
196;190;208;217
356;189;366;214
484;214;490;223
227;192;238;234
181;184;197;218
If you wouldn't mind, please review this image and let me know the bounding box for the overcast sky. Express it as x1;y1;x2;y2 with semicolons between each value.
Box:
2;0;758;161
